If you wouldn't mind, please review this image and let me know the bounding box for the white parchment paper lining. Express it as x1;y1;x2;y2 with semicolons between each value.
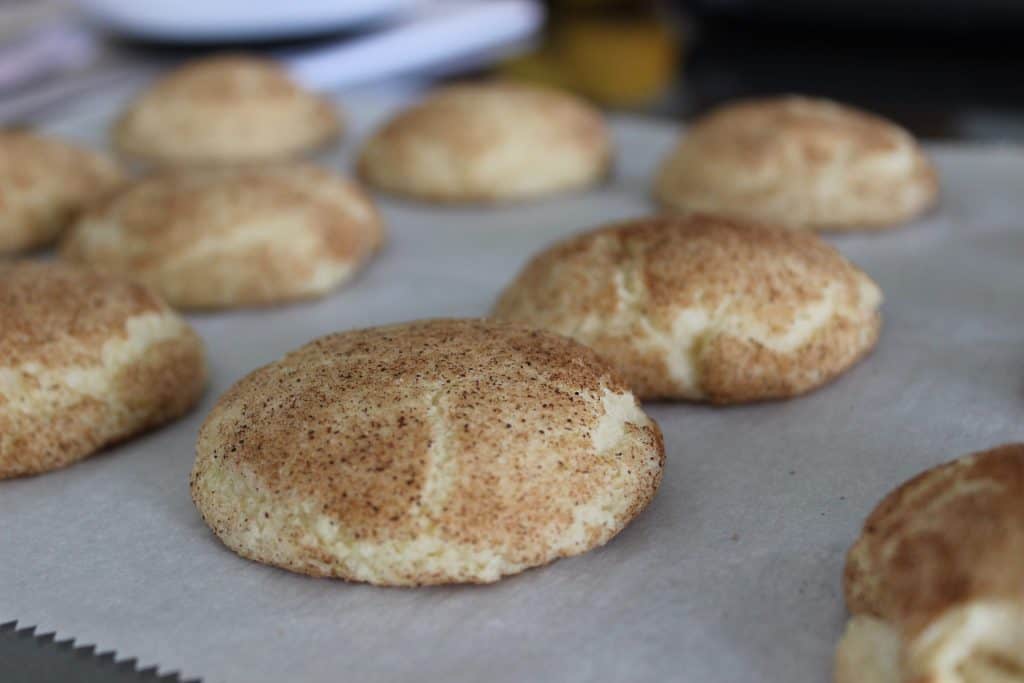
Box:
2;88;1023;682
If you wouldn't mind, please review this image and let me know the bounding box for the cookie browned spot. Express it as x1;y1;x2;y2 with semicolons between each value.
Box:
492;213;882;403
0;130;123;253
190;319;664;586
357;82;611;203
0;261;207;479
60;164;384;309
836;443;1024;682
655;96;938;231
113;55;341;166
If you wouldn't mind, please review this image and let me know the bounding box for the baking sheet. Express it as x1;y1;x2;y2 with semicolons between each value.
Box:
2;87;1023;683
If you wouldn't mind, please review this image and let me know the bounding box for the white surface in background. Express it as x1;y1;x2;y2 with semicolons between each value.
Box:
76;0;420;42
283;1;543;90
0;22;97;91
2;91;1024;683
0;1;542;122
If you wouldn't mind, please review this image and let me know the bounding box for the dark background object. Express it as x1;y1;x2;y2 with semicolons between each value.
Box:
682;0;1024;28
0;622;196;683
674;0;1024;138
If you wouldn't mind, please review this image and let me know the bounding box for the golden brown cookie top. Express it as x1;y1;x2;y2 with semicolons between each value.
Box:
144;55;304;100
844;444;1024;637
0;261;169;369
357;82;611;202
683;97;906;165
0;131;124;251
62;164;382;274
0;130;121;196
369;82;606;158
496;213;879;350
195;319;656;560
114;55;340;165
655;96;938;231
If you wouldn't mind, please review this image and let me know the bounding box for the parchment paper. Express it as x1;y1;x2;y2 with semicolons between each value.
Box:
2;87;1023;683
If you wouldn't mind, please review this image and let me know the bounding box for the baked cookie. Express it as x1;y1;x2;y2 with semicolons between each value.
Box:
113;55;340;166
0;262;206;479
191;319;664;585
836;443;1024;682
61;165;384;309
492;213;882;403
654;96;938;231
0;130;122;253
357;82;611;202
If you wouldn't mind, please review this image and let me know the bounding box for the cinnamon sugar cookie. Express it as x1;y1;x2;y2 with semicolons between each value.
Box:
655;96;938;231
190;319;663;585
0;131;122;252
114;55;340;166
61;165;383;309
358;83;611;202
493;213;882;402
836;444;1024;682
0;262;206;479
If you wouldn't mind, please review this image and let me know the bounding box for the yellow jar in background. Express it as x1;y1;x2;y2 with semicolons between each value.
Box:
500;3;682;108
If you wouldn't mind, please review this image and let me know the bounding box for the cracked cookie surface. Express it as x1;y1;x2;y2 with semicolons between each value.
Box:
654;96;938;231
492;213;882;403
190;319;663;585
0;261;206;478
837;444;1024;683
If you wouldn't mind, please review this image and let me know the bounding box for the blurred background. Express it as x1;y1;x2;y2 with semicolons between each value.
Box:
2;0;1024;140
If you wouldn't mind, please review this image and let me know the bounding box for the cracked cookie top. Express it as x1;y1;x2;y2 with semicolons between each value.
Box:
492;213;882;403
0;261;206;478
61;164;384;309
654;96;938;231
836;444;1024;683
190;319;664;585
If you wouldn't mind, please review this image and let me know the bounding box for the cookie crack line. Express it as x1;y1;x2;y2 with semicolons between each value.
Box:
190;320;664;585
415;384;456;528
615;235;711;397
